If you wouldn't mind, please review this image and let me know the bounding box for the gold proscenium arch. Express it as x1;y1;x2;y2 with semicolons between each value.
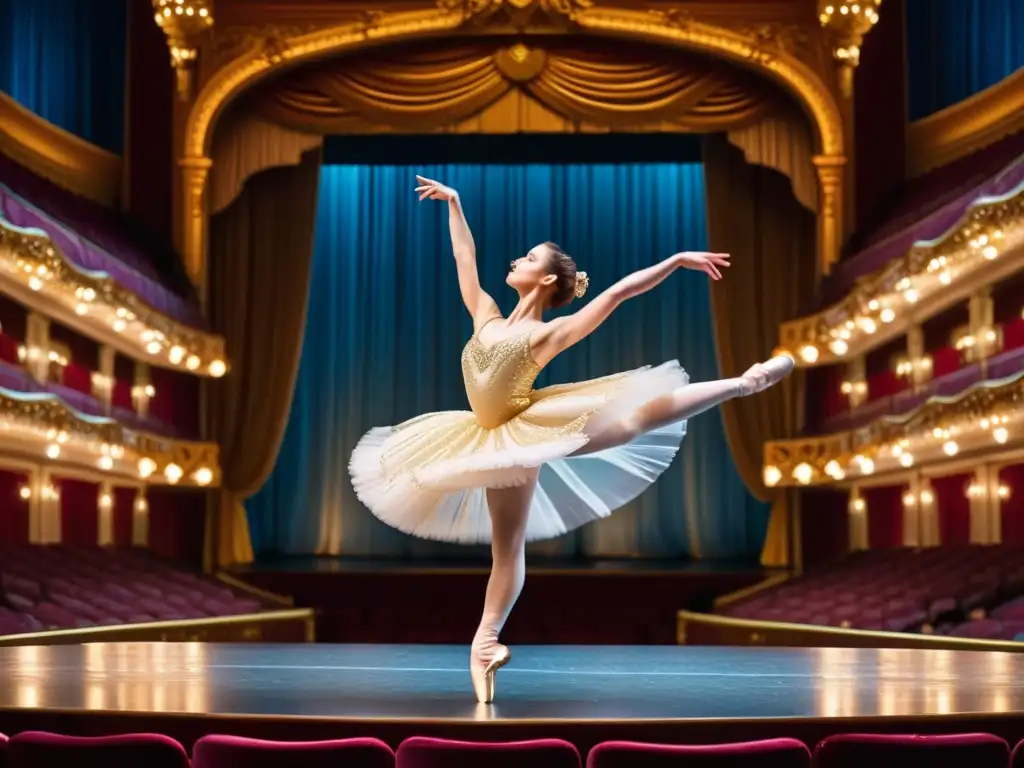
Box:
180;2;846;288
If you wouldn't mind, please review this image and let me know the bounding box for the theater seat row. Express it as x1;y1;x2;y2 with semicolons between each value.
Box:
0;730;1021;767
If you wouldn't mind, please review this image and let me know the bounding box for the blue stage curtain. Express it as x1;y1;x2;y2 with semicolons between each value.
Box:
905;0;1024;120
0;0;126;153
248;163;770;560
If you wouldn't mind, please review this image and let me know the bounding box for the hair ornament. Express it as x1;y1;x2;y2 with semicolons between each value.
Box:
573;271;589;299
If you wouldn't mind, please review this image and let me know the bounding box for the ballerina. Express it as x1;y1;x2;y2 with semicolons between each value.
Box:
349;175;794;704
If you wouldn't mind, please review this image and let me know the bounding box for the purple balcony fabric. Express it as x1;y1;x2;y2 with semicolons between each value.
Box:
7;732;189;768
194;735;395;768
813;733;1010;768
587;739;811;768
0;154;205;329
396;737;581;768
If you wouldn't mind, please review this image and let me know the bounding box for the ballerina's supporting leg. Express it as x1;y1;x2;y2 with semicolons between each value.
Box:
470;472;537;703
578;355;794;455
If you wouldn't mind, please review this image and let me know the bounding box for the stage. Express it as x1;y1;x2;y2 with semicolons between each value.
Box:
2;643;1024;752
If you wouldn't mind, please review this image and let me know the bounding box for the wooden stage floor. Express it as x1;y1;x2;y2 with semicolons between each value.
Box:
2;643;1023;750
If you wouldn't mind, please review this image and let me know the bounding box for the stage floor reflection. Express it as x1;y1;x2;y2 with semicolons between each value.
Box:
0;642;1021;723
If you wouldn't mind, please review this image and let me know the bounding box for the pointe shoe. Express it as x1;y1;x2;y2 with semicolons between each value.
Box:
738;354;794;396
470;644;511;704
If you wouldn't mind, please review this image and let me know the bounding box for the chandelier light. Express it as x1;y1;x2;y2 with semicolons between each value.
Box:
152;0;214;100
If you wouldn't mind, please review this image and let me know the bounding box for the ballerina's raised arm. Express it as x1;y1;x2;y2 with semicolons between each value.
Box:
416;175;500;328
532;250;731;364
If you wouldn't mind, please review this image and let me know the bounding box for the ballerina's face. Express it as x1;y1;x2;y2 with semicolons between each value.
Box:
506;243;558;294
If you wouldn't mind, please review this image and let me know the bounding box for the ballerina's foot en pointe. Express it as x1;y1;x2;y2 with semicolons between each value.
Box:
348;175;795;704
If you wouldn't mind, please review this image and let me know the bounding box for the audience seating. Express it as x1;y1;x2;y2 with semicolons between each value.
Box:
812;733;1010;768
0;546;274;635
720;546;1024;637
587;738;811;767
4;730;1024;767
395;736;581;768
6;732;189;768
193;735;395;768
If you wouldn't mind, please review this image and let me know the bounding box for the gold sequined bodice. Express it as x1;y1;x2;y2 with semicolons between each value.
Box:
461;328;541;429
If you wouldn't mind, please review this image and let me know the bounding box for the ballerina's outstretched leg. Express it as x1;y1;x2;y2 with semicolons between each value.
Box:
576;354;794;455
470;471;537;703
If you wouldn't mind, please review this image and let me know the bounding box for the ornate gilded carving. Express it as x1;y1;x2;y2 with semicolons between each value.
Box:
438;0;593;28
0;218;228;377
180;3;844;293
763;369;1024;488
779;178;1024;367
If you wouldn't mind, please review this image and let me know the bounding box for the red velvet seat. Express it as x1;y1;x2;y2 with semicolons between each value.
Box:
396;737;580;768
193;735;395;768
587;739;811;767
7;732;189;768
813;733;1009;768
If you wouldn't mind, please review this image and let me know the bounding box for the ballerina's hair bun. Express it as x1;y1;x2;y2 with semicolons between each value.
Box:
574;271;589;299
544;241;584;309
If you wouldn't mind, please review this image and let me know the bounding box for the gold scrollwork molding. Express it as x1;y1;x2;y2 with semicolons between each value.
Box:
0;387;221;487
179;1;845;290
0;93;122;209
763;369;1024;488
906;68;1024;179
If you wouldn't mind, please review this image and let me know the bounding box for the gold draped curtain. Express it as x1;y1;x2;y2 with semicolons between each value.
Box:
249;41;780;134
205;148;322;568
704;135;815;568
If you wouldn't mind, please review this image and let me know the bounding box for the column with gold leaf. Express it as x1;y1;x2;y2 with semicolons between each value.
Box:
812;154;846;277
180;156;213;289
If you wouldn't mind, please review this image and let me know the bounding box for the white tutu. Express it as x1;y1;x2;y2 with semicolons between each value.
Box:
348;361;688;543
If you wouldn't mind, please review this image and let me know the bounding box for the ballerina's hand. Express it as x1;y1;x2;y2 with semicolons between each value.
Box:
415;175;458;202
674;251;731;281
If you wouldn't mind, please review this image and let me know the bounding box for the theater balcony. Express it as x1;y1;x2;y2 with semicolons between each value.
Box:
763;134;1024;491
776;132;1023;369
0;99;222;495
0;120;227;379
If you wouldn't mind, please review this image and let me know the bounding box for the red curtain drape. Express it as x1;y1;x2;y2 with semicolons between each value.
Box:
112;354;134;410
148;487;206;565
0;294;27;367
865;485;905;548
1000;464;1024;544
59;478;99;546
149;367;200;436
113;486;137;547
0;469;30;544
48;322;99;395
805;366;849;425
931;473;972;546
799;488;850;569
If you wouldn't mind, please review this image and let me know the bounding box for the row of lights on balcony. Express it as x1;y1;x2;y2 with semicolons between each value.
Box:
14;259;227;378
763;415;1014;486
32;433;212;486
794;227;1006;364
18;485;150;512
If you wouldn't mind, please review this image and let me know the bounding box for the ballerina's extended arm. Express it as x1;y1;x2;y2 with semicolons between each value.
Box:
535;251;730;363
415;175;499;326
